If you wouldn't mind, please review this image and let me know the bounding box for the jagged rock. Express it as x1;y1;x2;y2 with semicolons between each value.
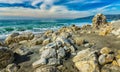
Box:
30;38;44;46
5;33;19;45
56;41;62;48
48;58;60;65
117;59;120;66
69;46;76;53
42;38;51;45
73;37;85;46
40;48;56;59
99;25;112;36
98;54;114;65
73;48;100;72
0;47;14;68
101;64;120;72
34;66;60;72
60;32;72;38
14;47;30;55
44;30;53;37
32;58;47;68
92;13;108;29
73;48;91;62
44;42;57;49
112;60;119;66
5;32;34;45
57;47;66;59
5;63;19;72
100;47;111;54
75;61;100;72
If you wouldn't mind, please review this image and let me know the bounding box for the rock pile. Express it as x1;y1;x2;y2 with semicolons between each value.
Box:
73;47;120;72
32;36;77;68
92;13;108;29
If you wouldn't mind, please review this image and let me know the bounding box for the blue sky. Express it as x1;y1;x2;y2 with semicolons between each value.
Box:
0;0;120;19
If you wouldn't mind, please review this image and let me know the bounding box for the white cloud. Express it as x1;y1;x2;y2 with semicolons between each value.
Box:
0;7;91;19
0;0;23;4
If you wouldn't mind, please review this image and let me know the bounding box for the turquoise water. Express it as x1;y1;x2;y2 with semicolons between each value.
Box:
0;20;91;35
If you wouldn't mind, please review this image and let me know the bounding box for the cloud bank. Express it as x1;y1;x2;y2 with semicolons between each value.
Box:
0;0;120;19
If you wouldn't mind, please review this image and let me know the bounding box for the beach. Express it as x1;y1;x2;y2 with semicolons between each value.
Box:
0;14;120;72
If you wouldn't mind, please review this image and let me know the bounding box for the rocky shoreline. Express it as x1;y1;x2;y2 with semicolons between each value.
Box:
0;14;120;72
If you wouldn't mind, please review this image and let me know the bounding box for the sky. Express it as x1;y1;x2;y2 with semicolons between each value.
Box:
0;0;120;19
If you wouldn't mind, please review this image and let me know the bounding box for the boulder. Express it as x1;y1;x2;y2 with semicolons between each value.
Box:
0;47;14;68
99;25;112;36
101;64;120;72
48;58;60;65
73;37;85;46
30;38;44;46
34;66;60;72
57;47;66;59
40;48;57;59
42;38;51;46
14;47;30;55
92;13;108;29
5;63;19;72
5;32;34;45
32;58;47;68
100;47;111;54
73;48;91;62
75;61;99;72
98;54;114;65
5;33;19;45
73;48;100;72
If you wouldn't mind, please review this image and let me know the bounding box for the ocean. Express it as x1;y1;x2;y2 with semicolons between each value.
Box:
0;19;92;39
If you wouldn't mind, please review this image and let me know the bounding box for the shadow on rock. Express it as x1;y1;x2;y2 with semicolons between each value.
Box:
13;53;31;64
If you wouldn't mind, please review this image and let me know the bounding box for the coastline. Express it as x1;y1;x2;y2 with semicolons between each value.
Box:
1;14;120;72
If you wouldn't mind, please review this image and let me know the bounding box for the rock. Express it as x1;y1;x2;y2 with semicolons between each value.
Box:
56;41;62;48
5;33;19;45
44;42;57;49
100;47;111;54
34;66;60;72
15;32;34;42
92;13;108;29
98;54;114;65
73;48;91;62
8;43;22;51
5;32;34;45
75;61;99;72
5;63;19;72
30;38;44;46
71;25;80;31
44;30;53;37
99;25;112;36
73;48;100;72
48;58;60;65
101;64;120;72
40;48;56;59
32;58;47;68
0;47;14;68
60;32;72;38
69;46;76;53
112;60;119;66
112;28;120;36
57;47;66;59
14;47;30;55
42;38;51;45
117;59;120;66
73;37;85;46
0;41;5;46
